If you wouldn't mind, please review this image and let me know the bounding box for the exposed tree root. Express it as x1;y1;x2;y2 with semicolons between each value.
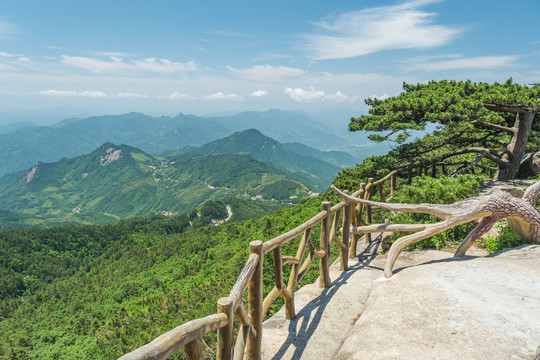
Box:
332;181;540;278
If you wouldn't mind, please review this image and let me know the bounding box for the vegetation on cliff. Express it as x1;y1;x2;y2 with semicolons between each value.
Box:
349;79;540;180
0;193;328;359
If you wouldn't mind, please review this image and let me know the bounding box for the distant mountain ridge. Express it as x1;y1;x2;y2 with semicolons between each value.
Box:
164;129;343;190
0;141;314;227
281;142;357;168
0;109;362;176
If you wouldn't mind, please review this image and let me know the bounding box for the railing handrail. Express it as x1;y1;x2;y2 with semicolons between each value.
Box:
118;314;228;360
262;210;328;254
119;166;426;360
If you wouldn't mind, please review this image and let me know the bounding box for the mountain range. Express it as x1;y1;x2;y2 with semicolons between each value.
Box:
161;128;347;190
0;109;369;176
0;130;336;227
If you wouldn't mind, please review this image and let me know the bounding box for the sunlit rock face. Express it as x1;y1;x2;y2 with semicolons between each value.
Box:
100;148;123;166
21;162;39;183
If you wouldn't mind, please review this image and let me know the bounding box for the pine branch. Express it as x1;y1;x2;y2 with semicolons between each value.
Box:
484;103;540;113
471;120;515;134
440;147;507;167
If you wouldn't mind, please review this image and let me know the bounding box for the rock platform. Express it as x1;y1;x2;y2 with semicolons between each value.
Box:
261;235;540;360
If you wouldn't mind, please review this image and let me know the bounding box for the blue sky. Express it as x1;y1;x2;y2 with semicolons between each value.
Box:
0;0;538;118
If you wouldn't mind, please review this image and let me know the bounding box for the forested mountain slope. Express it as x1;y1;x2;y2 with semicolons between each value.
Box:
0;193;326;359
0;110;359;176
163;129;341;190
0;142;313;227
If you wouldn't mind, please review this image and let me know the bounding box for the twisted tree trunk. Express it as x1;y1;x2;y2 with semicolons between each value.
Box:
494;110;536;181
332;180;540;278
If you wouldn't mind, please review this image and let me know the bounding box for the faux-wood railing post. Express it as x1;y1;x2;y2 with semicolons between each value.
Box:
272;247;283;292
319;202;332;288
217;297;233;360
348;200;357;258
341;190;351;270
365;178;374;243
390;173;396;197
350;183;365;258
247;241;263;360
185;339;203;360
377;183;386;203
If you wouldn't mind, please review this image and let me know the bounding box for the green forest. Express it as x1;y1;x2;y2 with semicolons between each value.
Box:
0;143;314;229
0;80;538;359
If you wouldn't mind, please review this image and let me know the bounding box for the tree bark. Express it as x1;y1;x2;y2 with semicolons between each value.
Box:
332;180;540;277
495;111;536;180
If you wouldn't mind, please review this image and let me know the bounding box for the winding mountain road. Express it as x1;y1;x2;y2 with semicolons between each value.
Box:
224;205;233;222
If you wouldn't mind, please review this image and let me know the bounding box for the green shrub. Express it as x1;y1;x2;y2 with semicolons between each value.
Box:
479;223;530;254
387;175;485;249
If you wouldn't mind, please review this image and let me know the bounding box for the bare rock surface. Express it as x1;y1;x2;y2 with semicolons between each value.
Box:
261;237;540;360
480;179;537;197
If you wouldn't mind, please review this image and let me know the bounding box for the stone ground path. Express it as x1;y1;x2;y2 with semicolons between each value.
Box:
260;235;540;360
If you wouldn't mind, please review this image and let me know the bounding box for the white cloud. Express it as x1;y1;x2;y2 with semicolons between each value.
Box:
132;58;197;73
115;92;148;98
325;90;357;103
61;56;127;73
79;91;107;98
405;55;520;72
39;89;107;98
369;93;390;100
61;55;198;74
250;90;268;97
160;92;188;100
0;52;26;59
227;64;304;82
303;0;460;60
18;57;30;62
284;86;325;102
39;90;78;96
284;86;359;103
203;92;242;101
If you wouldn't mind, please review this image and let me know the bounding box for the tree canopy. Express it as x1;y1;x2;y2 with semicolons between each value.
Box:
349;79;540;180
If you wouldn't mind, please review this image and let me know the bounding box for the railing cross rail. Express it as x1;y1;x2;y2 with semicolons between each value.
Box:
119;165;437;360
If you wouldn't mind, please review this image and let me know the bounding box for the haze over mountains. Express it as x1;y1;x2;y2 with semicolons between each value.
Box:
0;109;383;177
0;126;356;228
0;108;391;229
